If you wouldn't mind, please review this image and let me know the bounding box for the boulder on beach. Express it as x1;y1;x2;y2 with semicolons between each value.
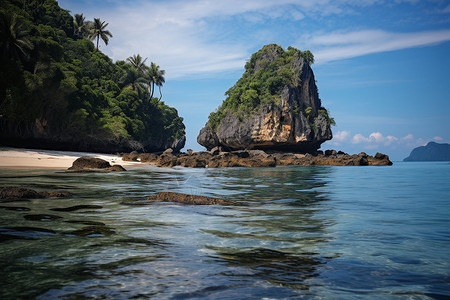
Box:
67;156;126;172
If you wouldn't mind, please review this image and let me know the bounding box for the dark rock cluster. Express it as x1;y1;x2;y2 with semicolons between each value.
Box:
0;186;72;200
67;156;126;172
147;192;231;205
123;148;393;168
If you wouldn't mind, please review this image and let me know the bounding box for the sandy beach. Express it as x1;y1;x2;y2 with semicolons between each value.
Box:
0;147;141;169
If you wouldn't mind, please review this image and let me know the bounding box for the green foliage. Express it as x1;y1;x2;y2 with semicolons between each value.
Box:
145;62;165;100
0;0;185;150
208;106;226;131
305;106;312;116
300;50;314;65
318;109;336;126
208;44;315;130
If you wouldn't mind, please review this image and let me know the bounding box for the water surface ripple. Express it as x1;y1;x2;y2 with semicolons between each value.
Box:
0;162;449;299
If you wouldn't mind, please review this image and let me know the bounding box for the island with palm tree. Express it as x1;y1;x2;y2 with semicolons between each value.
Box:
0;0;185;153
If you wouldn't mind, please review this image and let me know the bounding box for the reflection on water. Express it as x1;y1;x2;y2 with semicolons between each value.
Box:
0;164;449;299
208;247;325;290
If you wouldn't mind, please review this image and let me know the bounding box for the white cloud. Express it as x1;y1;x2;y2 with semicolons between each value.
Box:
401;134;415;142
433;136;444;141
65;0;450;78
351;132;427;149
334;130;351;141
88;0;325;78
329;130;351;146
306;29;450;64
352;133;369;144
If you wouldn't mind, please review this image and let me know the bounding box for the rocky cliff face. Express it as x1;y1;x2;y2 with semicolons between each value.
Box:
197;44;332;152
0;124;185;154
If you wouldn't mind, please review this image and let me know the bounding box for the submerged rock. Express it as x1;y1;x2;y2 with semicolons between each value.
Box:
0;226;56;241
0;187;41;199
24;214;63;221
0;205;31;211
0;186;72;200
50;205;103;212
64;220;106;226
64;226;115;237
147;192;231;205
67;156;126;172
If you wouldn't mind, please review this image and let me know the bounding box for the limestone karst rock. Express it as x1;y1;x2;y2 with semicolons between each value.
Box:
198;44;333;153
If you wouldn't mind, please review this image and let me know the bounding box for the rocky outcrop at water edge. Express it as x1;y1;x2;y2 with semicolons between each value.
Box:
123;149;393;168
67;156;126;172
197;44;333;153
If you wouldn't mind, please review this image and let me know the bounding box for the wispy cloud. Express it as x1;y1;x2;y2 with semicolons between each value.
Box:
328;131;434;150
92;0;315;78
332;130;351;146
305;29;450;64
67;0;450;78
442;4;450;13
352;132;399;146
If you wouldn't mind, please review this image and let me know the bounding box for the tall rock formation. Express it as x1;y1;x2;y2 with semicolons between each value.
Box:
197;44;333;152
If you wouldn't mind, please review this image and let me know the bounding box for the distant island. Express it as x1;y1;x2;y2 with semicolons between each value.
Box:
0;0;185;153
404;142;450;161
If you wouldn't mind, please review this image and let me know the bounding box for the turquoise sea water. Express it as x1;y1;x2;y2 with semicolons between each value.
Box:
0;162;449;299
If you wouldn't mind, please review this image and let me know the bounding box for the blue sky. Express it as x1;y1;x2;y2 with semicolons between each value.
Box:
59;0;450;160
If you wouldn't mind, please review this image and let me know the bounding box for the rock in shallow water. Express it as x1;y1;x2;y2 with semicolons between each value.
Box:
0;226;56;241
147;192;231;205
67;156;126;172
50;205;103;212
0;186;72;200
64;226;115;237
0;205;31;211
24;214;63;221
64;220;106;226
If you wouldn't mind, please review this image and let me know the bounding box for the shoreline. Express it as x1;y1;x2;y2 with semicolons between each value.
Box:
0;147;394;170
0;147;142;170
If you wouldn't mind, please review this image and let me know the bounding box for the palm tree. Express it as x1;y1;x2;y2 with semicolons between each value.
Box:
121;68;147;97
146;62;165;100
73;13;84;37
89;18;112;50
0;13;33;62
127;54;148;74
73;13;90;38
155;69;165;101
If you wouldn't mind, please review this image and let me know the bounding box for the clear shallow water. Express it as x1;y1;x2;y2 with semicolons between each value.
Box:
0;162;449;299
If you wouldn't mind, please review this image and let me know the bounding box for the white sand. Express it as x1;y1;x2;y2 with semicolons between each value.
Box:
0;147;141;169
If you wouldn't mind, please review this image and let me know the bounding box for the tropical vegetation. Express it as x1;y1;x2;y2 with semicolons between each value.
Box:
0;0;185;152
207;44;333;131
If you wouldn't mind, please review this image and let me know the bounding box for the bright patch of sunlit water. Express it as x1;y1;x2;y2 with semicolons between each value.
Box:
0;162;449;299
